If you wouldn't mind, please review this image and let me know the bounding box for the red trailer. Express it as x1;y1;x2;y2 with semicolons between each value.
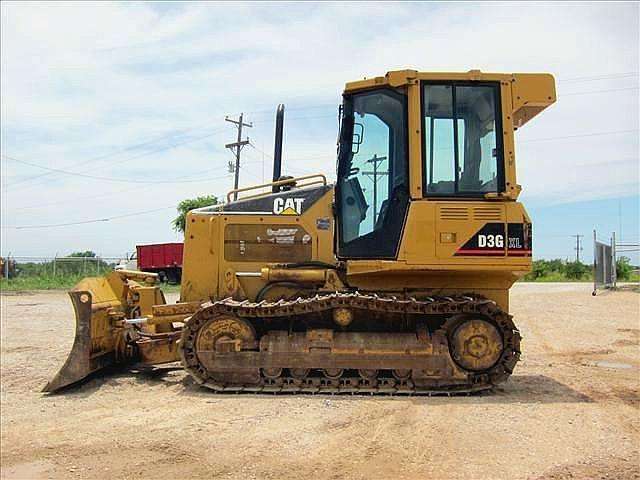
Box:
136;242;183;284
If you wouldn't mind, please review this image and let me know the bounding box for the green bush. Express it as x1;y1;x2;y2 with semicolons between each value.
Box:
7;251;114;280
15;259;113;278
527;260;551;280
564;261;590;280
522;259;593;282
616;256;634;281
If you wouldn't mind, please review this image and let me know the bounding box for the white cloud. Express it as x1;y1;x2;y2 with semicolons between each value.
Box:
1;1;638;256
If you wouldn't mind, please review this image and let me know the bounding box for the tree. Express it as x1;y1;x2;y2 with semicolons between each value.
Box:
616;256;634;281
173;195;218;233
68;251;97;258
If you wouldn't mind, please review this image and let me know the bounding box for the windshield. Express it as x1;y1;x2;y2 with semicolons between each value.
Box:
336;88;408;258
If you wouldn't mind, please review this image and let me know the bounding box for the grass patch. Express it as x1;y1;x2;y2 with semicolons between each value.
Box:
1;274;183;293
523;276;581;283
161;283;182;294
627;272;640;283
520;271;593;282
0;274;87;291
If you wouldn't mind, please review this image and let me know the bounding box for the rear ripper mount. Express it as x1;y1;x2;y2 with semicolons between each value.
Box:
180;292;520;395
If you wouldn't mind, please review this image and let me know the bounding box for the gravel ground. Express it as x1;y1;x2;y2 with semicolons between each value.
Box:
1;283;638;480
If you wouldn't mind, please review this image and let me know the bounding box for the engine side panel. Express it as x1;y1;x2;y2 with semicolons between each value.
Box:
180;185;336;303
179;214;222;302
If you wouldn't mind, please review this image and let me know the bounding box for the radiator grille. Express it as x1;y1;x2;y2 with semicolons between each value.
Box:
473;206;503;221
439;206;469;220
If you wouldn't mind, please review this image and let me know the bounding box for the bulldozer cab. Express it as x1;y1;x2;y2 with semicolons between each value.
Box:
335;70;555;261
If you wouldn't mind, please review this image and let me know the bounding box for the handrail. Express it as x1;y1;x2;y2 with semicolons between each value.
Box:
226;174;327;203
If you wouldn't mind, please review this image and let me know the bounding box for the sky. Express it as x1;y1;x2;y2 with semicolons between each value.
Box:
1;1;639;263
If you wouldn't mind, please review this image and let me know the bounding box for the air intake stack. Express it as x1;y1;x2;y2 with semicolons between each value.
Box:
272;104;285;192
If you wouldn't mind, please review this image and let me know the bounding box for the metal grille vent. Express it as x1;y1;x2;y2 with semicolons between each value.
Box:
473;206;503;221
439;207;469;220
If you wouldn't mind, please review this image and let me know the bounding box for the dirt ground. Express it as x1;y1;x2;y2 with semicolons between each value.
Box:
1;283;638;480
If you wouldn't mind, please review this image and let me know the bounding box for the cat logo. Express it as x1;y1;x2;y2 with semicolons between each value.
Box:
273;197;304;215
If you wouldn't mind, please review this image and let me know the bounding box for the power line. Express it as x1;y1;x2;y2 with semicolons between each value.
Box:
558;72;638;83
231;103;336;118
5;124;224;188
241;85;640;127
9;185;150;211
6;129;227;190
247;142;317;174
535;234;582;238
3;206;177;230
252;113;336;125
5;79;635;188
248;142;273;160
217;74;639;120
520;129;637;143
8;127;630;186
2;154;232;184
561;86;639;97
4;130;223;190
9;171;233;212
3;172;235;229
228;77;637;121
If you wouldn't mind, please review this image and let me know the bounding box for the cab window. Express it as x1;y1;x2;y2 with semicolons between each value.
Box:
336;88;409;259
422;82;504;195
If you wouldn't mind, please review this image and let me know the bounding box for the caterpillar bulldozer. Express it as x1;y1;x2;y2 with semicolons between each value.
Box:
45;69;556;395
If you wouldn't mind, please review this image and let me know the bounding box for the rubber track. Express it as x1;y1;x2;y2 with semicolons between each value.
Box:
180;292;521;395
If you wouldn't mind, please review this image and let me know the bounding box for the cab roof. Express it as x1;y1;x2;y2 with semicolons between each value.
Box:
344;69;556;128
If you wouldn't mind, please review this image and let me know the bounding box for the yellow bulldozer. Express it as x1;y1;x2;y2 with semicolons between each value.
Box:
45;69;555;395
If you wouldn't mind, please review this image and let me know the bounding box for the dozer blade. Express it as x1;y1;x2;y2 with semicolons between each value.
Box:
43;275;131;393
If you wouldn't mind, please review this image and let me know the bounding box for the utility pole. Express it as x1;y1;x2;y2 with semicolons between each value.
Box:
572;234;584;262
362;154;388;227
612;231;617;288
225;113;252;200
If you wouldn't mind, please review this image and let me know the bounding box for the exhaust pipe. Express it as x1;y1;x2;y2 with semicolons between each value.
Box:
272;104;284;192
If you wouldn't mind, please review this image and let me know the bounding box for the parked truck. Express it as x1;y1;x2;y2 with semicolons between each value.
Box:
116;243;183;284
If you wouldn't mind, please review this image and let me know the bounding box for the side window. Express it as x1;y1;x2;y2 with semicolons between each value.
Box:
336;89;409;259
348;112;390;239
456;86;499;192
424;85;455;194
423;83;503;195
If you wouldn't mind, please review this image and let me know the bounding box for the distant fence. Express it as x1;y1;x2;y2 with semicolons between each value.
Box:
593;231;615;295
592;231;640;295
2;256;122;279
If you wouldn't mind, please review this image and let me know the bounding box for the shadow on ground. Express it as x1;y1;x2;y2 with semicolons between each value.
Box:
42;368;593;405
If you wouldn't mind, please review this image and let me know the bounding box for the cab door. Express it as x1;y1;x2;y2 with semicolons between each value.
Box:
335;88;410;259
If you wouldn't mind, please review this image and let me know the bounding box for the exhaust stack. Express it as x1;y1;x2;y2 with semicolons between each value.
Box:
272;104;285;192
